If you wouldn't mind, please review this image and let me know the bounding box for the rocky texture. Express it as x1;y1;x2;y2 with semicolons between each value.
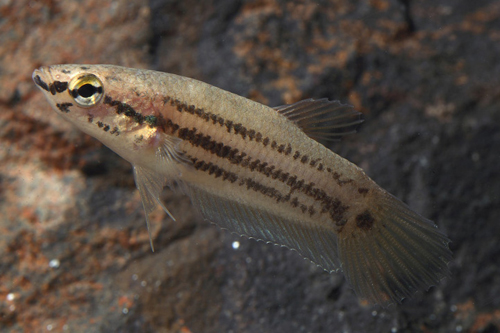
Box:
1;0;499;332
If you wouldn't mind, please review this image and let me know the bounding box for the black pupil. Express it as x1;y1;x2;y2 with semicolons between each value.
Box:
78;84;97;98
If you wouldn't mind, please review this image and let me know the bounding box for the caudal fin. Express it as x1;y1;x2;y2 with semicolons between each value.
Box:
338;193;452;305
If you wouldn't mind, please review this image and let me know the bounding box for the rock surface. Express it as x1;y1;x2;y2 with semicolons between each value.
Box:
1;0;499;332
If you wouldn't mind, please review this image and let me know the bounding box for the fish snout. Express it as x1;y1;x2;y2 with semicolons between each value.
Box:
32;67;52;92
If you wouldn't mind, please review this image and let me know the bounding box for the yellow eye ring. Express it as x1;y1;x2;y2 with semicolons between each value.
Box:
68;74;104;107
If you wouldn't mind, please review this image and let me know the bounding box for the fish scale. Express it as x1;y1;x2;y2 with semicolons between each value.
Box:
33;64;452;305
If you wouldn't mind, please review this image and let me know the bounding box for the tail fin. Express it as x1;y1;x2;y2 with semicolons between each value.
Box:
338;193;452;305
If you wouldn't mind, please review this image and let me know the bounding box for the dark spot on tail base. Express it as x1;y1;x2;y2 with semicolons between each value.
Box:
356;210;375;230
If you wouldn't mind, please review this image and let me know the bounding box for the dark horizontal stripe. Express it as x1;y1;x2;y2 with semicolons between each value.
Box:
101;93;352;223
240;178;287;203
169;118;350;222
191;157;238;183
103;95;157;128
162;95;344;178
189;156;316;215
164;95;301;158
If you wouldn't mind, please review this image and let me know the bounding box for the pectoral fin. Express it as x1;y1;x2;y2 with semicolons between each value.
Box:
133;134;191;251
133;166;175;251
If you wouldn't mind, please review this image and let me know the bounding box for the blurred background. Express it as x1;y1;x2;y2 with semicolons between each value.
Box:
1;0;499;332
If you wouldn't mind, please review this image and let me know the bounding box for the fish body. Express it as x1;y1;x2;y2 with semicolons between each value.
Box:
33;64;451;305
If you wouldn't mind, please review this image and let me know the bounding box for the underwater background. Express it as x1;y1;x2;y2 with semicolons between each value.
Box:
0;0;499;332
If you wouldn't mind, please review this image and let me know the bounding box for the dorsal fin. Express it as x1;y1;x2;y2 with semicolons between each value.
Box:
274;98;364;141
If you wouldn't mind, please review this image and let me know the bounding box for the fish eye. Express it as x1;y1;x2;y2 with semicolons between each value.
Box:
68;74;103;107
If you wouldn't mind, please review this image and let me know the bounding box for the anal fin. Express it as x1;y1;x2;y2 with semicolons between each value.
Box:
187;185;342;272
187;183;451;306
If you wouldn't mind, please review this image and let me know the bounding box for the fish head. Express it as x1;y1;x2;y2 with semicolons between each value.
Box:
32;64;162;164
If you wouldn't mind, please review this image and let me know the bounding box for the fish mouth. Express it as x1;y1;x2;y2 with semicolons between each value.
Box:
33;66;70;96
32;66;52;93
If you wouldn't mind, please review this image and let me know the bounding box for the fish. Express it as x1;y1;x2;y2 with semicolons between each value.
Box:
32;64;451;305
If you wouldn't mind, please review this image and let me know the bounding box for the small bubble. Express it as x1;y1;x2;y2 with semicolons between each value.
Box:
450;304;457;312
456;325;463;332
9;305;15;311
371;310;377;316
122;308;129;314
47;324;53;331
439;5;452;15
132;274;138;281
391;327;398;333
232;241;240;249
245;257;252;264
140;281;147;287
62;325;69;331
155;280;161;287
6;293;15;301
49;259;60;269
